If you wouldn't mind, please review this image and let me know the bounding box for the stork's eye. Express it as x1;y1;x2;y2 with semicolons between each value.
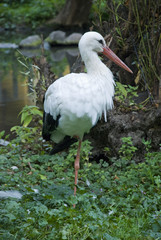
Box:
98;39;103;45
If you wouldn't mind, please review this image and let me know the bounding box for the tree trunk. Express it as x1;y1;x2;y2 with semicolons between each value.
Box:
53;0;92;26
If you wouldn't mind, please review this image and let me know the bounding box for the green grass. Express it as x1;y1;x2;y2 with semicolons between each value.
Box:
0;136;161;239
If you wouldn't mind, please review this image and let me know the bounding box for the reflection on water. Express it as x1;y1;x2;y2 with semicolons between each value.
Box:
0;46;79;135
0;49;32;135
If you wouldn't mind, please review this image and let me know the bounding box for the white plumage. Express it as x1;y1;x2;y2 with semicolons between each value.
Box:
42;31;132;205
44;32;115;142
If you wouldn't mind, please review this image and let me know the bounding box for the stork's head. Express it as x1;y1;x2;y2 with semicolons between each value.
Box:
79;31;133;74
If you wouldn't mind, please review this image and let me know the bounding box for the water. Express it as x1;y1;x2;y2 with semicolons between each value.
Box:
0;38;79;136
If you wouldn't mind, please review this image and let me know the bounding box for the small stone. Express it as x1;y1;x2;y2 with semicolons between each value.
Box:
45;31;82;45
64;33;82;45
33;189;39;193
0;190;22;199
19;35;41;48
45;30;66;45
0;139;10;146
11;166;18;170
0;43;18;49
86;179;90;186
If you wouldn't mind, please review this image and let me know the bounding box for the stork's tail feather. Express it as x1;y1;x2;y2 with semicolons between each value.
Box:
49;136;77;155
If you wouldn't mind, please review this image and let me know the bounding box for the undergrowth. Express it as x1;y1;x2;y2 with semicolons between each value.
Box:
0;130;161;239
0;1;160;239
0;0;65;29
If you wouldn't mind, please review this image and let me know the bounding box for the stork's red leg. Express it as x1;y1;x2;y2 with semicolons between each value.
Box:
73;139;82;208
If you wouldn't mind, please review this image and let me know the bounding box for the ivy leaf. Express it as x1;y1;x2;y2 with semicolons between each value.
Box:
39;174;47;180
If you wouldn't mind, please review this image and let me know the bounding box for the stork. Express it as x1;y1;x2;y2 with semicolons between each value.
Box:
42;31;132;206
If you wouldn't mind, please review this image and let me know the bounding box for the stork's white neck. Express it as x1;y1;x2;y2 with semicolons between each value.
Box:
81;50;108;76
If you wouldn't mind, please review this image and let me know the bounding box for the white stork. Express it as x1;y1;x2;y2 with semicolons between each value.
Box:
42;31;132;205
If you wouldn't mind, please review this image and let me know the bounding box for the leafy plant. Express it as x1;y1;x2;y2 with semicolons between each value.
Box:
0;130;5;139
131;0;160;94
115;82;140;108
0;0;65;28
91;0;109;27
142;138;152;152
19;105;43;127
0;91;44;154
119;136;137;161
0;136;161;239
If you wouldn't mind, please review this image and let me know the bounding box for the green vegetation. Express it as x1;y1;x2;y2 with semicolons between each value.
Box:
108;1;160;98
0;0;160;98
90;0;110;27
0;0;65;29
115;83;139;107
91;0;160;100
0;1;161;239
0;107;161;239
1;42;160;239
115;82;150;110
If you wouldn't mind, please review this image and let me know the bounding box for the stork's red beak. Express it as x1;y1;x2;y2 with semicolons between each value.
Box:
103;46;133;74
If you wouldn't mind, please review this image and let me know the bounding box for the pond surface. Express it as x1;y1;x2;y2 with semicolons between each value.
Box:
0;32;79;136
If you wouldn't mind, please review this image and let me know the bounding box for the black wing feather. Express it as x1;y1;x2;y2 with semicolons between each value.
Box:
49;136;77;155
42;111;60;141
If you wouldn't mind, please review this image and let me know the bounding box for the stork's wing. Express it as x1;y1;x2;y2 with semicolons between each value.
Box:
42;111;60;141
42;71;113;142
42;77;62;141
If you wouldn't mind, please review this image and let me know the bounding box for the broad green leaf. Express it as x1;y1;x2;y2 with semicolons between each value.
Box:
31;108;43;117
0;130;5;138
21;111;28;124
116;82;127;98
10;126;18;131
23;115;32;127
